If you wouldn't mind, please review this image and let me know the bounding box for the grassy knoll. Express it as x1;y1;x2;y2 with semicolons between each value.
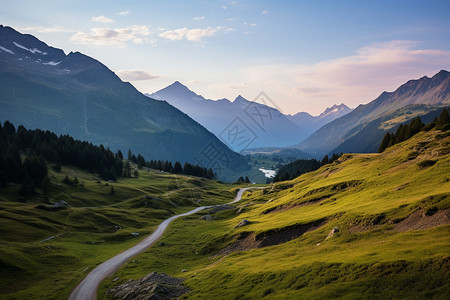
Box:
0;164;236;299
101;130;450;299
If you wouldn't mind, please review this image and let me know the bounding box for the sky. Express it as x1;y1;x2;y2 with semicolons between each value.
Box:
1;0;450;115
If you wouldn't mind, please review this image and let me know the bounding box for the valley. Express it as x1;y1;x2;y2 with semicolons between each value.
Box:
1;4;450;299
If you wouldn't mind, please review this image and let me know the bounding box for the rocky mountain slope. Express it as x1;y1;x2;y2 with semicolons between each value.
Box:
296;70;450;156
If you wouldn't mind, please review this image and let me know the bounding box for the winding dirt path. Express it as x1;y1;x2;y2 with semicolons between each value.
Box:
68;187;263;300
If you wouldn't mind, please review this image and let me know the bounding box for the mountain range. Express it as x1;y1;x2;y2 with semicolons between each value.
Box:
287;103;352;135
0;25;247;180
148;83;351;152
296;70;450;156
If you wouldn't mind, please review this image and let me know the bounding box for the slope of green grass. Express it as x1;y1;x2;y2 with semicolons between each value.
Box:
0;164;236;299
101;130;450;299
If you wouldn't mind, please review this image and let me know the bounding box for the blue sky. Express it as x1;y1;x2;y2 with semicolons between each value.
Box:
1;0;450;114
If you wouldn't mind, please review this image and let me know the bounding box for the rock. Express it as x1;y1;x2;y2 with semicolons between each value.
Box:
112;277;120;282
108;272;189;300
53;200;69;208
201;214;212;221
326;226;339;240
131;232;140;236
235;219;251;228
181;269;188;272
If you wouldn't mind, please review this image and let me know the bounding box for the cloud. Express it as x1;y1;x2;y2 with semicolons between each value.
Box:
70;26;151;47
21;25;72;33
244;22;256;26
187;79;201;85
160;27;232;42
192;16;205;21
222;5;227;9
92;15;115;23
262;10;269;15
118;11;130;16
116;70;161;81
234;40;450;114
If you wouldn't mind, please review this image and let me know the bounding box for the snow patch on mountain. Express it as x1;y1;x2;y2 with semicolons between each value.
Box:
13;42;43;54
0;46;14;54
42;61;61;66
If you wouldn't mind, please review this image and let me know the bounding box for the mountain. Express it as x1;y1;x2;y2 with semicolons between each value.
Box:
0;25;246;180
296;70;450;156
148;82;308;151
287;103;352;135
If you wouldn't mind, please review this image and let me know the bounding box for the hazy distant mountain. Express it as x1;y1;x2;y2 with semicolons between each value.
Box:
287;103;352;135
296;70;450;156
148;82;308;151
0;25;247;179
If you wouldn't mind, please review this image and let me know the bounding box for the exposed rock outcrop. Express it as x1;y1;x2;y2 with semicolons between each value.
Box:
108;272;189;300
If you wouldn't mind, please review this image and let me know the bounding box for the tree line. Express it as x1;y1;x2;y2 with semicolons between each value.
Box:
273;152;342;182
0;121;215;194
378;108;450;153
126;149;215;180
0;121;123;182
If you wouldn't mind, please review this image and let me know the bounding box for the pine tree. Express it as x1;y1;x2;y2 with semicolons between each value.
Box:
207;168;215;179
117;150;123;160
245;176;250;183
378;132;392;153
124;161;132;177
436;108;450;130
173;161;183;174
321;155;329;165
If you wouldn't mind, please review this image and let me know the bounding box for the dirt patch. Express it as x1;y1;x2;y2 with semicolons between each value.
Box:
258;219;327;247
348;209;450;233
394;209;450;232
216;232;261;256
217;219;327;256
108;272;189;300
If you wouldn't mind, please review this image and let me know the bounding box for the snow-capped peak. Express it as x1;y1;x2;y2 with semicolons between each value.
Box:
318;103;351;119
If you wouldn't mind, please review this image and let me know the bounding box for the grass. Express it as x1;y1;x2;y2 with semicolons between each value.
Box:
0;164;237;299
99;130;450;299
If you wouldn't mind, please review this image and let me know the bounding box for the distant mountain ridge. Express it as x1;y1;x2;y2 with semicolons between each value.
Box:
0;25;247;180
148;82;350;151
287;103;352;135
296;70;450;156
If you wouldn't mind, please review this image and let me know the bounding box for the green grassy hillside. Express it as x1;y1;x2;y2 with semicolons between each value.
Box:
102;129;450;299
0;164;236;299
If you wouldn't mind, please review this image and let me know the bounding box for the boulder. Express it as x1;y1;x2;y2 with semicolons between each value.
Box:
326;226;339;240
236;219;251;228
108;272;189;300
201;214;213;221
